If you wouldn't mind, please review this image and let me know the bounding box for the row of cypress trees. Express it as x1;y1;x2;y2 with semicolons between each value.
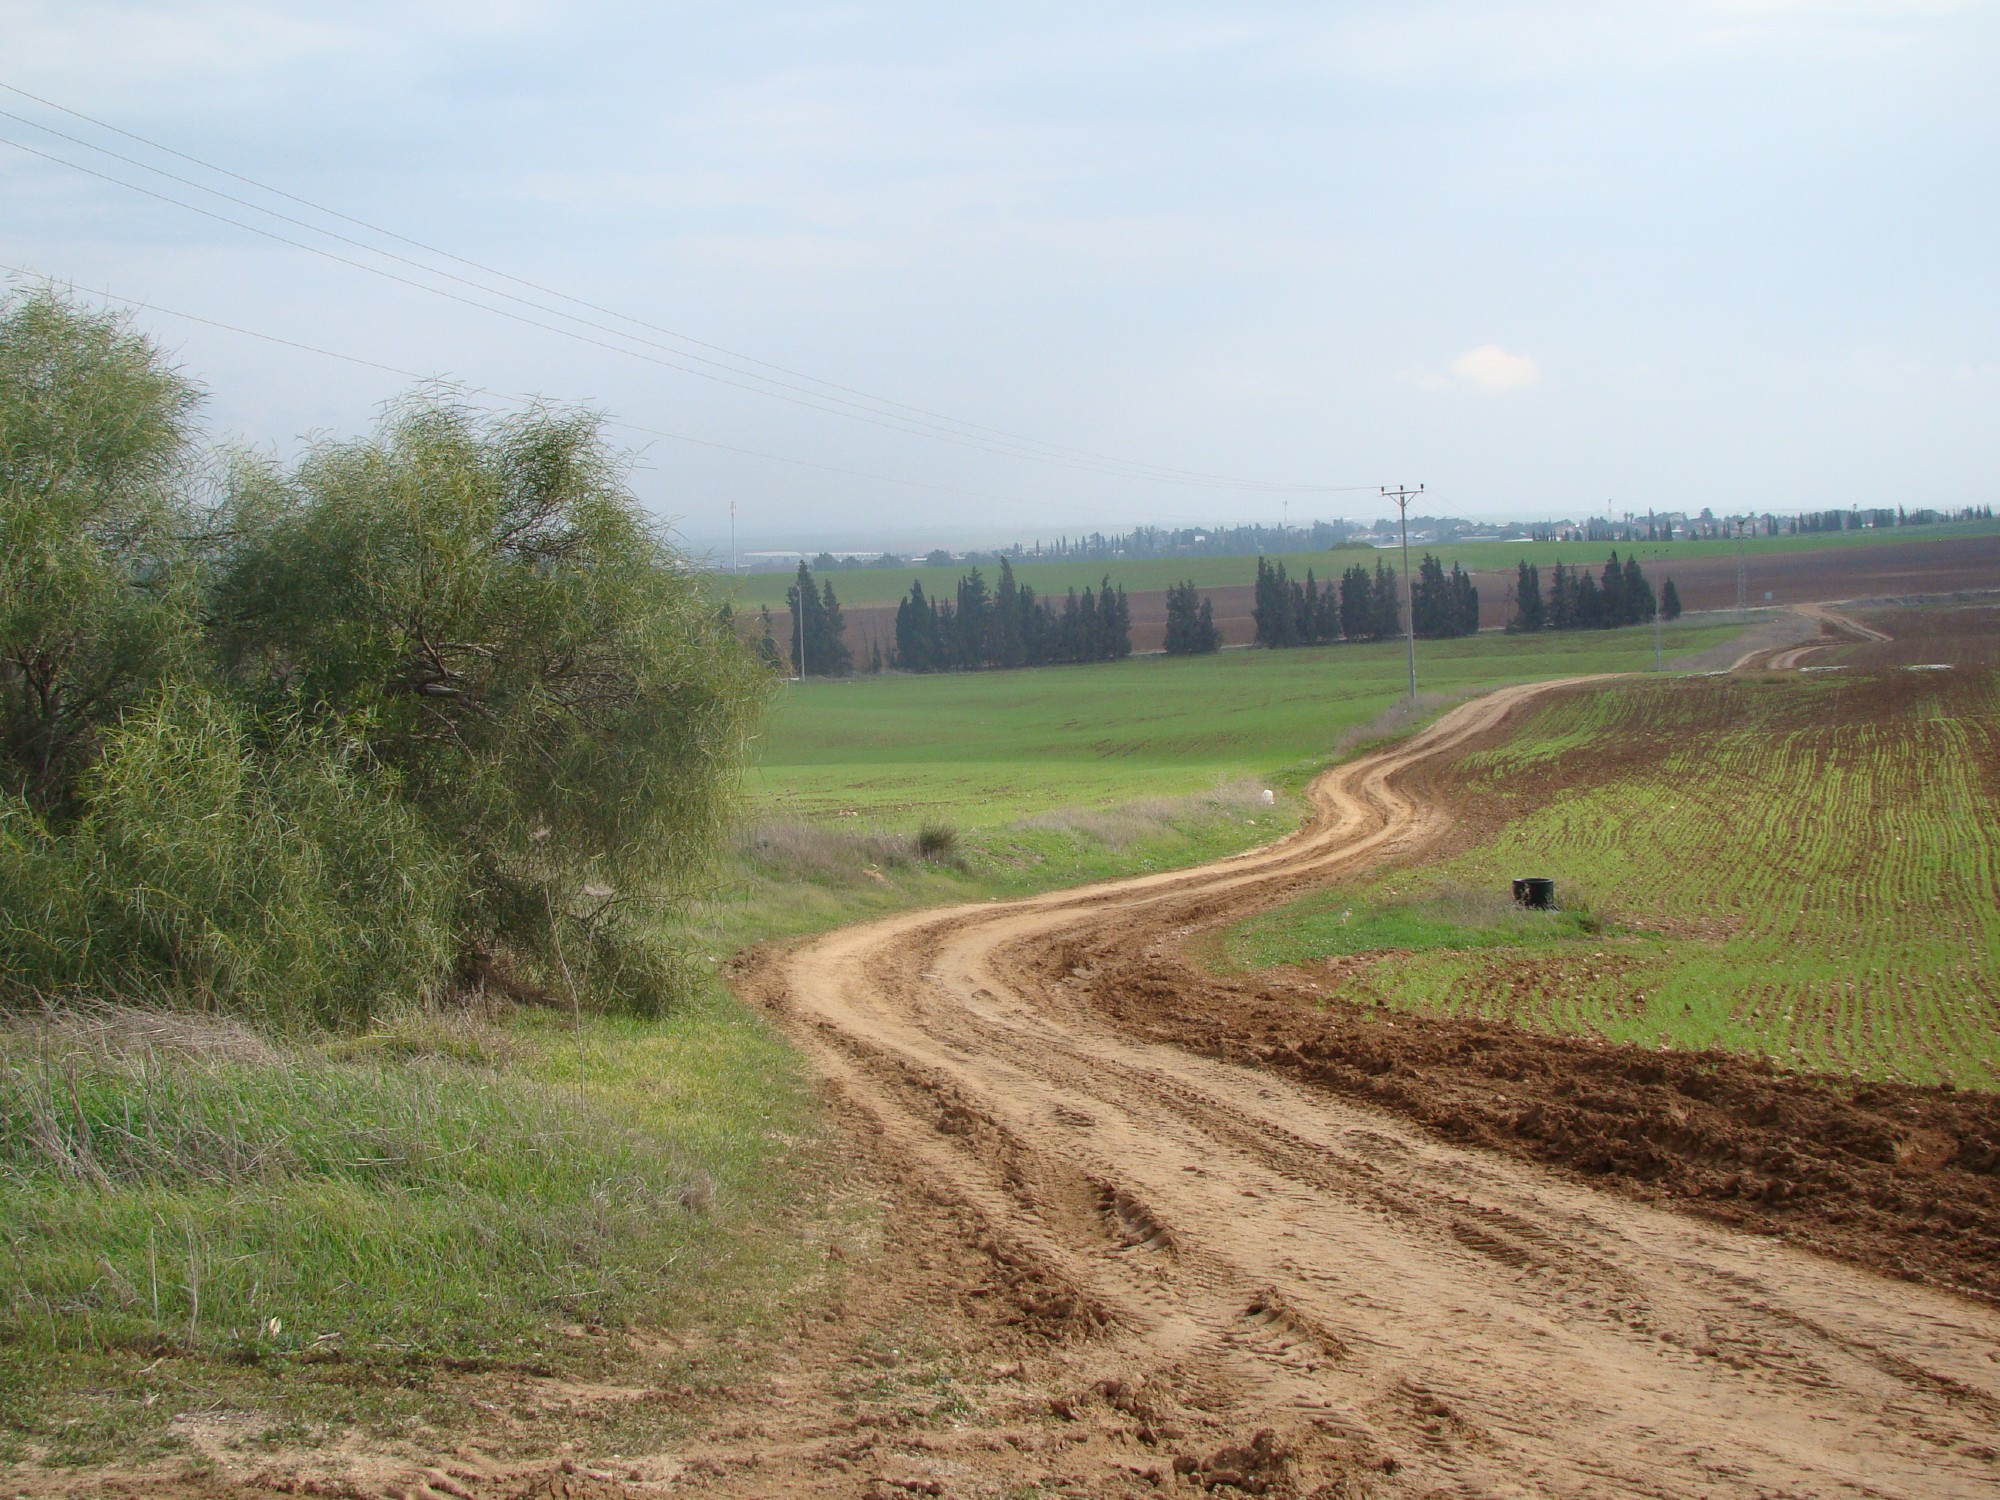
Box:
893;558;1131;672
1254;555;1479;646
1410;555;1481;638
1507;551;1680;632
1252;557;1395;646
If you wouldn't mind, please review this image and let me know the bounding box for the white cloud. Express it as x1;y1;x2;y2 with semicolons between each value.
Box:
1448;344;1540;391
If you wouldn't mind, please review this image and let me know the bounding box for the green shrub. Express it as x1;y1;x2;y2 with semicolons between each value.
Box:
0;687;459;1028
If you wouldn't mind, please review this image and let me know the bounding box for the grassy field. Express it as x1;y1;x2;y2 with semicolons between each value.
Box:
1223;614;2000;1088
0;995;837;1465
748;617;1750;826
717;519;2000;611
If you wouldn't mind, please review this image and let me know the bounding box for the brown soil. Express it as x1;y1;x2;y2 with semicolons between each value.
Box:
832;531;2000;654
28;606;2000;1498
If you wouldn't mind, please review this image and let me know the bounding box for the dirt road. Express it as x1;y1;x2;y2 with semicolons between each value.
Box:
742;646;2000;1495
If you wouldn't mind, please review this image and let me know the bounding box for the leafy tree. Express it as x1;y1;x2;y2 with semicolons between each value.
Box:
1;286;202;815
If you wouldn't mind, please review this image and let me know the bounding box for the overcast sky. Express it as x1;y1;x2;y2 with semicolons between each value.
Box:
4;1;1996;551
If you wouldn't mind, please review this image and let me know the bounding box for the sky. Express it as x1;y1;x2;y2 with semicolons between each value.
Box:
3;1;1997;552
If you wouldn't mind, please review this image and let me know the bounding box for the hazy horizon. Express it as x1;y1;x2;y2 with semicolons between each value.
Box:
6;2;1997;552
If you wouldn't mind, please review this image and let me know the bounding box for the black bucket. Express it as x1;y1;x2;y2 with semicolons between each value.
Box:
1512;877;1555;910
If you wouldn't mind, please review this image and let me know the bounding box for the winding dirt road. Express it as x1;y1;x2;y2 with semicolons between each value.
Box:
742;637;2000;1496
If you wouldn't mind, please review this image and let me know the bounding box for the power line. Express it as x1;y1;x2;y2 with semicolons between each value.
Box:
0;261;1317;528
0;108;1253;489
0;78;1371;498
4;132;1247;487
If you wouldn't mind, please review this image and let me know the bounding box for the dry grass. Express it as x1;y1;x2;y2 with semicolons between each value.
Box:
1014;779;1273;850
733;820;928;882
10;998;281;1068
1329;689;1482;757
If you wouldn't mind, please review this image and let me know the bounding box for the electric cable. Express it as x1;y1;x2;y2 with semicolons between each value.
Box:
0;82;1369;495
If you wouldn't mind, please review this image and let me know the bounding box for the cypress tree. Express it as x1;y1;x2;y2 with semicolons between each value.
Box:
1509;560;1543;632
1575;570;1603;628
995;558;1024;668
1600;551;1627;627
1371;561;1401;641
1660;578;1682;621
1103;576;1132;659
1451;562;1479;636
1338;564;1371;641
1623;554;1655;623
1547;562;1573;630
894;580;932;671
816;577;853;674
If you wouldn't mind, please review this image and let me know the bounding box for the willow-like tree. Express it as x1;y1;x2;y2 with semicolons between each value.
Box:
212;393;771;1004
0;286;202;815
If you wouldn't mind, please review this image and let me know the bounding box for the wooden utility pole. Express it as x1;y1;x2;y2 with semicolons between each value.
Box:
1382;484;1424;700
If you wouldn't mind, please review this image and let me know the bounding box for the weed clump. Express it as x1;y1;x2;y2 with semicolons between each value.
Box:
914;819;962;863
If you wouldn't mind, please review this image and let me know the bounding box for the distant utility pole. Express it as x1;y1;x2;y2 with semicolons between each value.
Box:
794;566;807;684
1654;545;1665;672
1382;483;1424;700
730;500;737;578
1736;519;1748;623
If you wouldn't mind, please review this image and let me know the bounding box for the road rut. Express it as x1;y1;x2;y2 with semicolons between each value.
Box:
749;666;2000;1497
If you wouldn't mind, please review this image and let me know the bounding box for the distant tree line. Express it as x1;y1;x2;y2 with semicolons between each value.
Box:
893;558;1131;672
1792;504;1993;534
1507;552;1678;632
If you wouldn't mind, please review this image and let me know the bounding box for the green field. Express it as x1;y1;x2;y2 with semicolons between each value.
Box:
748;618;1748;827
1224;643;2000;1088
716;520;2000;611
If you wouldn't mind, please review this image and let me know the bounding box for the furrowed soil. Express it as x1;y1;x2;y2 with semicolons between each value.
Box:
25;606;2000;1499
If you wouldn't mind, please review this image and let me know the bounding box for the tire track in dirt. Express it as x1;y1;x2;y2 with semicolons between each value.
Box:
741;631;2000;1497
